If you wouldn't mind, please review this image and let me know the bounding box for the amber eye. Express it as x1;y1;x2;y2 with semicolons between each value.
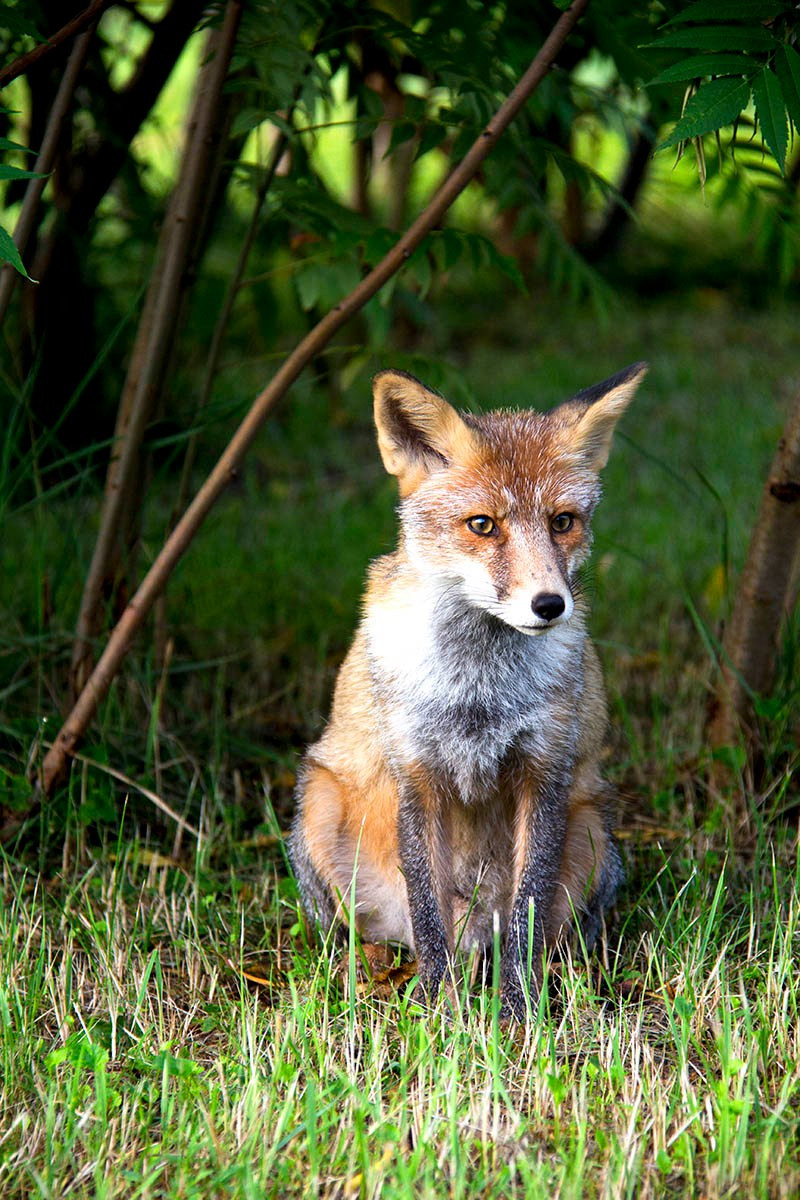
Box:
466;515;496;537
551;513;574;533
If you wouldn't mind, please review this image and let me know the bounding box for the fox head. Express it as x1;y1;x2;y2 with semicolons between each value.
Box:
372;364;646;635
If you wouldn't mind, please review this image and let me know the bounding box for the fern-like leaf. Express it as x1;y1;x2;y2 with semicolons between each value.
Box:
658;77;751;150
752;66;788;173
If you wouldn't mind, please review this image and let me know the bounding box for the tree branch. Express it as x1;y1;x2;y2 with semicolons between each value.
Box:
39;0;591;795
0;0;111;90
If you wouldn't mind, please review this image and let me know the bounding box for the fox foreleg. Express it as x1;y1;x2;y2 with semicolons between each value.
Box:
501;772;569;1021
397;778;454;999
287;814;346;948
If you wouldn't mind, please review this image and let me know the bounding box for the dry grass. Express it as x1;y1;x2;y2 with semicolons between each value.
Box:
0;803;798;1199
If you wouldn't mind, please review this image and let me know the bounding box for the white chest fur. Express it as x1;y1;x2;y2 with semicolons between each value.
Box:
364;574;583;801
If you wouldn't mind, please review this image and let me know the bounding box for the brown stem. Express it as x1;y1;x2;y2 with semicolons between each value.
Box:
154;113;293;666
69;0;244;697
708;390;800;757
0;0;111;90
40;0;591;795
171;74;311;524
0;26;95;325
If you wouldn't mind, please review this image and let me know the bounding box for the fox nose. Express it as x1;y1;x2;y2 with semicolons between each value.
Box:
531;592;566;622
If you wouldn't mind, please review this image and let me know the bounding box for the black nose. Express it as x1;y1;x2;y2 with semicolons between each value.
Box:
531;592;566;622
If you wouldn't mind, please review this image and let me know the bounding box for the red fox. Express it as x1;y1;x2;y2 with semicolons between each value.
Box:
289;362;646;1018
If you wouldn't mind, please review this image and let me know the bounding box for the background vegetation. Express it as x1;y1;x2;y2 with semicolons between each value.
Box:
1;1;799;1196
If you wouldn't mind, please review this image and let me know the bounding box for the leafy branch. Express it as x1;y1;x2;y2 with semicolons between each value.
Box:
648;0;800;175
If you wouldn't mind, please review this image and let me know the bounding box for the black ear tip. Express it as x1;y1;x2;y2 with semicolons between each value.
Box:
572;361;648;406
625;360;648;379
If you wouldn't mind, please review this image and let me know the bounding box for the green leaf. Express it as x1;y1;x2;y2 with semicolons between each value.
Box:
294;261;322;311
648;53;757;86
0;164;43;181
658;77;751;150
230;107;266;138
647;25;778;52
0;10;42;37
0;225;34;280
414;122;448;160
656;1150;673;1173
385;121;417;158
775;45;800;134
430;229;466;271
409;246;432;298
0;136;34;154
665;0;792;23
752;65;788;172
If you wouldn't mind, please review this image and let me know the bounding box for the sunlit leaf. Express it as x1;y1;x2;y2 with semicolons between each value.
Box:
658;77;751;150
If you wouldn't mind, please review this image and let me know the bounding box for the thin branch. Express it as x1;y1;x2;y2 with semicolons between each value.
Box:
0;27;96;326
68;749;203;842
40;0;591;795
70;0;244;696
0;0;112;90
169;90;305;526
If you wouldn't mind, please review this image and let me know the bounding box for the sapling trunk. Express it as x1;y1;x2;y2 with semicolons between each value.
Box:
708;390;800;763
0;27;94;325
69;0;244;697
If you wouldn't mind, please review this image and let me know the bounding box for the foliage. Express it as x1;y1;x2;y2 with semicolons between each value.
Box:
0;112;38;278
649;0;800;172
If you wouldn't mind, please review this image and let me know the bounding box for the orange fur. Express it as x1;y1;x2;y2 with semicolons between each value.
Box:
289;364;646;1014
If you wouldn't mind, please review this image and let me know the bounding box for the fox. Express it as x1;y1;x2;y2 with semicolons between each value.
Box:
288;361;646;1019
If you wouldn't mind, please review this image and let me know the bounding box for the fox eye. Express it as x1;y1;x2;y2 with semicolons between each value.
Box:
551;513;574;533
466;515;496;537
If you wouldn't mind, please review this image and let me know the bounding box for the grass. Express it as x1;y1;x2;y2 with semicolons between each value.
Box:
1;289;800;1197
0;826;798;1197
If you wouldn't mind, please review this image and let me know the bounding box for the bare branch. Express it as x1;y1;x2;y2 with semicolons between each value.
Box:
69;750;203;843
0;0;111;90
39;0;591;795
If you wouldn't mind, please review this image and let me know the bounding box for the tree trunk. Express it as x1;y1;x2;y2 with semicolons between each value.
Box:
0;27;95;325
15;2;206;447
70;0;244;697
708;390;800;759
583;127;655;262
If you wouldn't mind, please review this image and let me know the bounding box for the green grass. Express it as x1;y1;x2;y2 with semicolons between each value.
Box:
0;827;798;1198
1;292;799;1197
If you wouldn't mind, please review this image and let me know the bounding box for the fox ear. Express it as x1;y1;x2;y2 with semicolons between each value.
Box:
558;361;647;471
373;370;479;494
